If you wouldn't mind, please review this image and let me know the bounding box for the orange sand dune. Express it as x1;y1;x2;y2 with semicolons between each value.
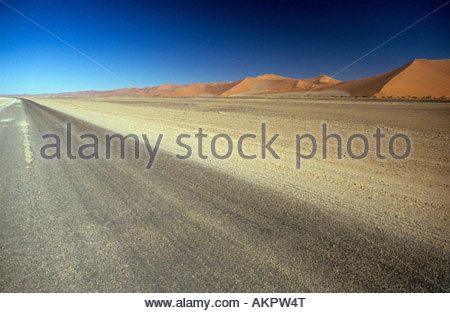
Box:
376;59;450;97
326;59;450;97
166;81;241;97
219;74;340;96
296;75;341;91
255;74;289;80
17;59;450;98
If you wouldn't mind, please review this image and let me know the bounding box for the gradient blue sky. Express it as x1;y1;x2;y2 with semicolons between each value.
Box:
1;0;449;94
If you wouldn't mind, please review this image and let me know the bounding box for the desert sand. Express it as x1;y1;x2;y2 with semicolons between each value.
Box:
29;96;450;253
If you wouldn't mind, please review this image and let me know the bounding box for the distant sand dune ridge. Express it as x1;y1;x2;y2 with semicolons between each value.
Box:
13;59;450;98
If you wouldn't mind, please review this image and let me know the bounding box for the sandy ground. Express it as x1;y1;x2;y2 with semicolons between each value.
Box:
28;96;449;250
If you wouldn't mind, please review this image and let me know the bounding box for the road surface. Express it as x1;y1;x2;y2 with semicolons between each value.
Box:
0;98;448;292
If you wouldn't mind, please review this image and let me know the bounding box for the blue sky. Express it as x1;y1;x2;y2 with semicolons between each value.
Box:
1;0;449;94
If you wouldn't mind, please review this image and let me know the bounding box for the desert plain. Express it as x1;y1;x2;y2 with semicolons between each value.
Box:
2;94;442;292
31;96;450;241
1;60;449;292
